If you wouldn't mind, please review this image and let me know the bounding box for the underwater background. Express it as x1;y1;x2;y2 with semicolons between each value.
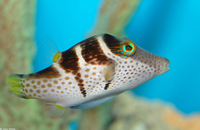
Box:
35;0;200;114
1;0;200;129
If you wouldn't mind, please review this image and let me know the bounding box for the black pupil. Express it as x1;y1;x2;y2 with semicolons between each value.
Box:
126;45;132;51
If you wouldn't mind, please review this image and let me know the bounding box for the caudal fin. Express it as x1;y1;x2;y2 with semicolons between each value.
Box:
7;74;27;99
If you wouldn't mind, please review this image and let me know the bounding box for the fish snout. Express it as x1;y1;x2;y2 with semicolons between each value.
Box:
132;46;170;77
156;57;170;76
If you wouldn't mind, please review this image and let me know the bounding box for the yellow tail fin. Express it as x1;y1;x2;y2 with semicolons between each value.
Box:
7;74;27;99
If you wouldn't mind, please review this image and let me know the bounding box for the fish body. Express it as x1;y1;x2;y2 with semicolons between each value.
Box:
7;34;170;116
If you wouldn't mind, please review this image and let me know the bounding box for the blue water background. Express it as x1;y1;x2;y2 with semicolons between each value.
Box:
35;0;200;115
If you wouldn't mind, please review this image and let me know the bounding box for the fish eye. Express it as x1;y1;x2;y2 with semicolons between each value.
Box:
122;42;136;55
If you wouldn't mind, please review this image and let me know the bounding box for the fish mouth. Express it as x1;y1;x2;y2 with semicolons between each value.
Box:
166;59;170;70
165;58;170;71
158;58;170;75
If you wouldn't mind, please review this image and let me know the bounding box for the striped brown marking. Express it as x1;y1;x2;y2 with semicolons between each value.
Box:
103;34;122;47
59;49;80;74
103;34;123;56
81;36;111;65
74;72;86;97
28;66;61;79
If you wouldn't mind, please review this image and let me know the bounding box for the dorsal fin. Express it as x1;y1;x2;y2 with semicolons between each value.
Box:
37;36;61;65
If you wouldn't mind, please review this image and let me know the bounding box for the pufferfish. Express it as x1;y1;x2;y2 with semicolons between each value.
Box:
7;34;170;117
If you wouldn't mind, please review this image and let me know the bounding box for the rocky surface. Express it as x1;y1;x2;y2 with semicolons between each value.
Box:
0;0;80;129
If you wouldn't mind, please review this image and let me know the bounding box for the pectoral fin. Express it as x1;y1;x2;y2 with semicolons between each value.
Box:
103;64;115;90
104;64;115;82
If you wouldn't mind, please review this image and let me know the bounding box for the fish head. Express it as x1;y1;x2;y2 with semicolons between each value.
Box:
102;34;170;90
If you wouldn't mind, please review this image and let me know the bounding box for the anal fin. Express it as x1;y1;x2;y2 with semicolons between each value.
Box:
44;102;65;117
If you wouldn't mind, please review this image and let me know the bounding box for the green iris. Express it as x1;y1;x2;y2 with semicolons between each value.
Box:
123;43;135;53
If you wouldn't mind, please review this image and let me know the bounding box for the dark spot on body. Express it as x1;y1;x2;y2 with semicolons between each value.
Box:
104;82;111;90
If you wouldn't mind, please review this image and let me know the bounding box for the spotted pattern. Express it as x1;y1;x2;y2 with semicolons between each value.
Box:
28;66;61;79
19;33;169;109
23;76;83;100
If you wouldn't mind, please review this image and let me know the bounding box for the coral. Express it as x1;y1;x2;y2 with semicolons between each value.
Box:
108;92;174;130
163;108;200;130
0;0;80;129
109;92;200;130
79;92;200;130
89;0;141;37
